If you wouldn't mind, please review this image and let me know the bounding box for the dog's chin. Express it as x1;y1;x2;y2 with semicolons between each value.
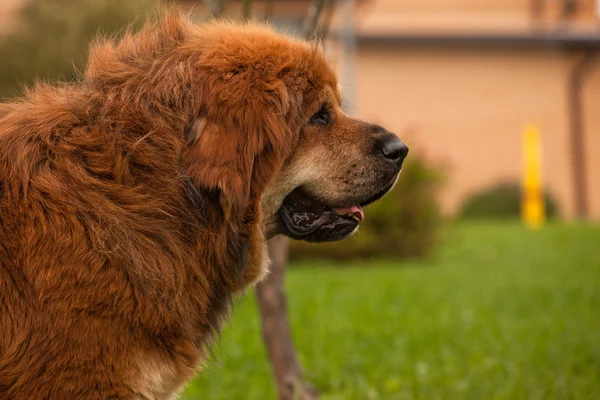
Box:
276;179;396;243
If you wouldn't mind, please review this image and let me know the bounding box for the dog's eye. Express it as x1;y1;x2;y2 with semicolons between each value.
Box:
308;105;331;126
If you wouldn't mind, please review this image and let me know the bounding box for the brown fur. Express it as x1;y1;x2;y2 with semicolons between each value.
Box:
0;11;337;399
0;8;404;400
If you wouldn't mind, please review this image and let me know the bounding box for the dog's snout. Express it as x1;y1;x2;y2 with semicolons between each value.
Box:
379;134;409;167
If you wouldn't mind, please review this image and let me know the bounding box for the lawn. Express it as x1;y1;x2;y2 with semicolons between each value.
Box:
181;222;600;399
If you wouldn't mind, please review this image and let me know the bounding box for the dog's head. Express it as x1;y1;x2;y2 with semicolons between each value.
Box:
263;101;408;243
180;20;407;242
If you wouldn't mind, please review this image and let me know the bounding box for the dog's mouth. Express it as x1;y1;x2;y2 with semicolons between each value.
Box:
277;181;395;243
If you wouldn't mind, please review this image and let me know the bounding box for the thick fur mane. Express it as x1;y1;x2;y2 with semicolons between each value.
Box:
0;14;229;361
0;10;337;397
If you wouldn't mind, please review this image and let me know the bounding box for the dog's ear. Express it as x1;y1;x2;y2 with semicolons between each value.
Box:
183;60;307;222
183;118;254;222
182;110;295;223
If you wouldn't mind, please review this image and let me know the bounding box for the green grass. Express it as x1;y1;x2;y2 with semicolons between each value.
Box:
181;222;600;399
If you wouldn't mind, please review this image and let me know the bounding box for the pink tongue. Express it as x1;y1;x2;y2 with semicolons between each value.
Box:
333;205;365;222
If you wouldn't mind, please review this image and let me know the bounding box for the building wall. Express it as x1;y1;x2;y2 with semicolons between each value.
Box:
356;0;599;34
353;45;600;219
583;60;600;219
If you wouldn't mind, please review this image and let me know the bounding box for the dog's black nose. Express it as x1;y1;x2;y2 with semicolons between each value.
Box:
381;135;409;167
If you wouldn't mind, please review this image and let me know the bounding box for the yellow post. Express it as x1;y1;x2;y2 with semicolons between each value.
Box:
521;124;545;229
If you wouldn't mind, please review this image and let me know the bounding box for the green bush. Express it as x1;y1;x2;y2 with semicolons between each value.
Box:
459;182;559;220
289;154;444;262
0;0;157;99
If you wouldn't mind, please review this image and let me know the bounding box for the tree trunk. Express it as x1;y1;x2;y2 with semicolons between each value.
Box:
255;236;317;400
302;0;329;39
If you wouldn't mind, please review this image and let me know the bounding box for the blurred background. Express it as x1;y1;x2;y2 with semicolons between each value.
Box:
1;0;599;399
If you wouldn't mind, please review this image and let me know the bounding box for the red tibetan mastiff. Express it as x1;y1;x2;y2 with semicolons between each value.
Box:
0;10;407;400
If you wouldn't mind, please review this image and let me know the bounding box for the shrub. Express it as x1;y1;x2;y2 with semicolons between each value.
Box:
0;0;157;99
459;182;559;220
289;154;444;262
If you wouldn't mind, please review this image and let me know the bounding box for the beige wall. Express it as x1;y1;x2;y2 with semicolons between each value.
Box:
583;60;600;219
356;0;600;34
353;45;600;220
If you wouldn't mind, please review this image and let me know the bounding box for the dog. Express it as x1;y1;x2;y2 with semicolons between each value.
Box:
0;10;407;400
